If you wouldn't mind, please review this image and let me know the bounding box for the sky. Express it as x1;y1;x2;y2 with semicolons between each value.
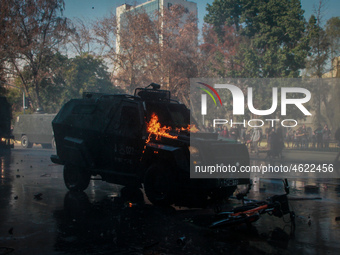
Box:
63;0;340;27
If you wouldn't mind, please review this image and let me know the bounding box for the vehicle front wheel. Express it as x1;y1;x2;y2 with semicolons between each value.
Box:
144;163;176;206
21;135;33;148
63;164;91;191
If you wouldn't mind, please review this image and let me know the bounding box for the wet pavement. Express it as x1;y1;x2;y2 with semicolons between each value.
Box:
1;145;340;254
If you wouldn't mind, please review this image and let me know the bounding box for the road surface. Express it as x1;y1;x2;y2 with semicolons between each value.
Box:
1;145;340;254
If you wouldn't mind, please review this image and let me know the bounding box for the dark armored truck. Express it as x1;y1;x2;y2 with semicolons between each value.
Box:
13;113;56;149
51;84;250;207
0;97;13;149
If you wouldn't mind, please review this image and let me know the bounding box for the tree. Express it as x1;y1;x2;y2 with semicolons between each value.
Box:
325;17;340;61
92;4;200;105
204;0;243;35
63;53;119;100
151;5;200;105
11;52;69;113
303;1;333;127
305;14;330;78
204;0;309;78
92;9;157;94
201;23;255;78
14;53;119;112
305;16;329;125
1;0;70;110
322;79;340;131
202;0;314;125
66;18;95;56
37;52;68;112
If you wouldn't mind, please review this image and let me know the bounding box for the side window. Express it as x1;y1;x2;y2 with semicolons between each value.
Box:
120;106;139;133
108;102;142;138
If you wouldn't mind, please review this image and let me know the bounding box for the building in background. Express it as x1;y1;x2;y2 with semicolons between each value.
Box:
116;0;197;53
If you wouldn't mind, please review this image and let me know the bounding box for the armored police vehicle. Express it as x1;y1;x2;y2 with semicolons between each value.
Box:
13;113;56;149
51;84;250;207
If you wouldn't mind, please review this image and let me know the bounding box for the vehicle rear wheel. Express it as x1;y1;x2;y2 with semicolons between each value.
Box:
63;164;91;191
21;135;33;148
144;163;175;206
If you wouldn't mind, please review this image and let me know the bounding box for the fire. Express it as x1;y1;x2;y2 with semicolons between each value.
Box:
178;124;199;133
145;113;199;143
146;113;178;143
190;125;199;133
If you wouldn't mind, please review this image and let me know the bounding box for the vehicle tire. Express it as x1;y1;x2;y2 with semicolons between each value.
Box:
63;164;91;191
21;135;33;148
144;163;176;206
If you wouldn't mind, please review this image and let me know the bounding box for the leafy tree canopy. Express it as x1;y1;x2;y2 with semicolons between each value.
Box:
325;16;340;60
204;0;309;78
63;53;120;100
0;0;70;110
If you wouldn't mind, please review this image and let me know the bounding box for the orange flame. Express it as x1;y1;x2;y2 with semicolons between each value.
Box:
190;125;199;133
146;113;178;143
145;113;199;143
178;124;199;133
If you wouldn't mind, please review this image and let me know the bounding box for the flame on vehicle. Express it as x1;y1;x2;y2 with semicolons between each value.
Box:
145;113;199;144
146;113;178;143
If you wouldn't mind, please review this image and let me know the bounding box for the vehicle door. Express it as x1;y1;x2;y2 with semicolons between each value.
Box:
105;100;145;172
